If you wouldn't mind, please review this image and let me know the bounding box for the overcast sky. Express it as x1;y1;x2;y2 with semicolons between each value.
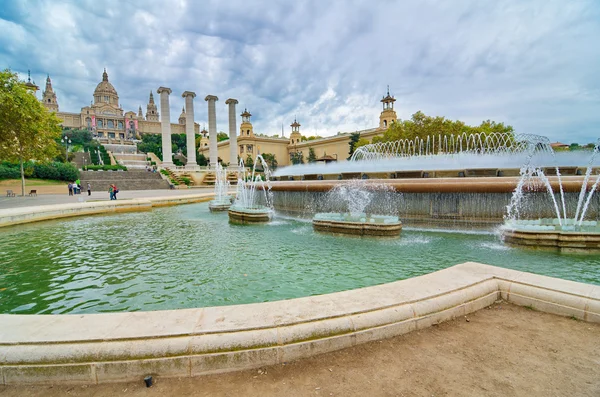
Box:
1;0;599;143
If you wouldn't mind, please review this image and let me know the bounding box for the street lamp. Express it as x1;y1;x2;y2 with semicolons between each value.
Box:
61;136;71;162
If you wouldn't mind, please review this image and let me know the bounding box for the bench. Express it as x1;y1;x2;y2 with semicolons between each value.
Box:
28;190;37;196
6;190;15;197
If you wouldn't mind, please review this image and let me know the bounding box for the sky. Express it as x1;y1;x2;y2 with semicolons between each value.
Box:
1;0;599;143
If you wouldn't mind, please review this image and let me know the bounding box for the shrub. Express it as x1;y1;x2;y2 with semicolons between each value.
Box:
151;161;156;166
0;164;20;179
160;169;170;176
180;177;191;186
32;162;79;181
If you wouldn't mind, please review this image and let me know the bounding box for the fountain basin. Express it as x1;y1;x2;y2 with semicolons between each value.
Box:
503;219;600;252
228;205;272;223
313;213;402;236
209;196;233;212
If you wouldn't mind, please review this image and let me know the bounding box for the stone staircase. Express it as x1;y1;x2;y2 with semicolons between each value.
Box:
203;172;216;185
80;170;170;191
227;172;238;185
72;152;92;169
113;153;149;170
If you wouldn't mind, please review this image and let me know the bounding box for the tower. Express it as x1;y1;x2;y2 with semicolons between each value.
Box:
289;117;302;144
178;106;186;125
379;86;397;129
239;108;254;137
138;105;143;119
41;74;59;112
146;91;159;121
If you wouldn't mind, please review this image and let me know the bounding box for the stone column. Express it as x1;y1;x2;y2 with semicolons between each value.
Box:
225;98;238;169
182;91;198;170
205;95;219;168
156;87;174;167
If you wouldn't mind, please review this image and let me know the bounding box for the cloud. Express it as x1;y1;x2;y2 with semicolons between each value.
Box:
1;0;599;143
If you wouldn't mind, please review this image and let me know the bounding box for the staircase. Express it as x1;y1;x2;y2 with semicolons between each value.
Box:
164;169;185;185
203;172;216;185
80;170;170;191
113;153;149;170
227;172;238;185
72;152;92;169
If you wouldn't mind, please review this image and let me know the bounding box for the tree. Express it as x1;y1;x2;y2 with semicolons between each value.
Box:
217;131;229;142
196;153;208;166
308;147;317;163
348;132;361;159
261;153;278;170
245;154;254;169
291;151;304;165
0;69;62;195
371;111;514;152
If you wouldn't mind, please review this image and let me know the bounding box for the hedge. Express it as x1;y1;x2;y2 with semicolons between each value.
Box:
0;161;79;181
85;165;128;171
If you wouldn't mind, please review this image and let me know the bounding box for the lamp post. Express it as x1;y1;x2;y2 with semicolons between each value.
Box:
61;137;71;163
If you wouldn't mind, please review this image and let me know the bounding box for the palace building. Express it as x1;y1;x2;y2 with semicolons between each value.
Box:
198;88;398;167
41;69;199;140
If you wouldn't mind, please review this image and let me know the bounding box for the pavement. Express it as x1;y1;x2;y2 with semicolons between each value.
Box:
0;188;214;210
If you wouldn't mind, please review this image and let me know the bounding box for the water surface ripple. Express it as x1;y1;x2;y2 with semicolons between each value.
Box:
0;203;598;314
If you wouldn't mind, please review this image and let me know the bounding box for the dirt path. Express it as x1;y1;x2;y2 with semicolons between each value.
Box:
1;302;599;397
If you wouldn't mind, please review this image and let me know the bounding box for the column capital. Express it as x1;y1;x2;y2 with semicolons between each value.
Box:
204;95;219;102
225;98;238;105
182;91;196;98
157;87;172;95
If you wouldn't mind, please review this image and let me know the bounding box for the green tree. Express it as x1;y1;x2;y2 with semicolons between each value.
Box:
308;147;317;163
0;69;62;195
245;154;254;169
196;153;208;166
217;131;229;142
348;132;361;159
291;151;304;165
261;153;278;170
371;111;514;152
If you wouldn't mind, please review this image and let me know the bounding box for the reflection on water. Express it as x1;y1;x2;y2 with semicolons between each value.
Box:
0;202;598;314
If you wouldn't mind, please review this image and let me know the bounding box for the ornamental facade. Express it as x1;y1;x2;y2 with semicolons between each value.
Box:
41;69;198;140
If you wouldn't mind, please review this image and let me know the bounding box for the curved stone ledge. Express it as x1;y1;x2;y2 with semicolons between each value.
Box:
0;262;598;385
313;219;402;236
268;176;596;194
503;229;600;252
0;194;214;228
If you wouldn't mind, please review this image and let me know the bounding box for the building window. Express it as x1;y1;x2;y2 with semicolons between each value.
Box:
118;121;123;129
239;145;244;153
247;130;250;135
383;120;387;127
98;120;103;128
108;120;114;128
246;145;253;152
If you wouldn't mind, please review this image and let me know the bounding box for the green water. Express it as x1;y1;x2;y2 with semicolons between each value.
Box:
0;202;599;314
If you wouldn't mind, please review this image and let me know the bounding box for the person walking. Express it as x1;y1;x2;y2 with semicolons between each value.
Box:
113;184;119;200
87;182;91;196
108;184;115;200
68;182;73;196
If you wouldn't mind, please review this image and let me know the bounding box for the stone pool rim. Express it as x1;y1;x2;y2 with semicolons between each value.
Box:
0;262;598;385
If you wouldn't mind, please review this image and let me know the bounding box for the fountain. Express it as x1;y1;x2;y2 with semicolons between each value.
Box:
312;179;402;236
208;163;234;211
502;139;600;252
228;155;273;223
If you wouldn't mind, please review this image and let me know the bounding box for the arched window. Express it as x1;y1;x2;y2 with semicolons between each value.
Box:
383;120;387;127
107;120;114;128
97;120;103;128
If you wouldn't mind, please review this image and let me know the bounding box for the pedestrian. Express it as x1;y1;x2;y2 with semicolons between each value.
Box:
87;182;91;196
108;184;114;200
68;182;73;196
113;184;119;200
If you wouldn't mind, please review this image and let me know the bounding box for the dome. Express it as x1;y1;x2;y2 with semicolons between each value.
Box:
93;69;119;106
